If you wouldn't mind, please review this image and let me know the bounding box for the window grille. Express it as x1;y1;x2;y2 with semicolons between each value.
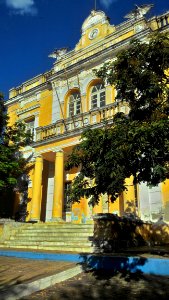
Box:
91;83;105;109
68;92;81;117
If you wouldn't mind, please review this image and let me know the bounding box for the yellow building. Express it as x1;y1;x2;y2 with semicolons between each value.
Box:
6;6;169;224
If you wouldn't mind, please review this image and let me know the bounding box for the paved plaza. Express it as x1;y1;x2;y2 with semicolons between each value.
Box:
0;253;169;300
22;268;169;300
0;256;79;300
0;256;76;288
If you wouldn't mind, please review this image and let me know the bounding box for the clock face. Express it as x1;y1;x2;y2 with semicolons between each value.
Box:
89;28;99;39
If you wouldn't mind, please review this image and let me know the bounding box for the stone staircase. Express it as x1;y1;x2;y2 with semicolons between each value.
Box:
0;223;94;253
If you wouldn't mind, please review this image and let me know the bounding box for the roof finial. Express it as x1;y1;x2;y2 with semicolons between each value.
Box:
124;4;153;20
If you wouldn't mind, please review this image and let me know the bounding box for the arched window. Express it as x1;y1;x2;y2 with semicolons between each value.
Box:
91;83;105;109
68;92;81;117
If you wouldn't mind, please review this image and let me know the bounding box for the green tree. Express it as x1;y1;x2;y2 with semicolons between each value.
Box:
65;33;169;206
0;93;32;215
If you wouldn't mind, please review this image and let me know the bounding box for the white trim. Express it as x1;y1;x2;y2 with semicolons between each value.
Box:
17;104;40;116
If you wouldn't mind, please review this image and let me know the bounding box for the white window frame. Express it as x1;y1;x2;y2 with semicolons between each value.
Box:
25;118;35;137
90;83;106;109
68;92;81;117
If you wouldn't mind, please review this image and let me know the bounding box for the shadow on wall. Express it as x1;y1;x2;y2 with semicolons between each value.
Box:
91;213;169;253
164;201;169;222
92;213;145;253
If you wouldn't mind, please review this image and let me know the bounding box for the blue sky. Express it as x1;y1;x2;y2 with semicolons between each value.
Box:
0;0;169;99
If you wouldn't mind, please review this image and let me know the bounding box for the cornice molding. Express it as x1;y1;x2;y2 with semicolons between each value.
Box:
49;28;151;81
17;104;40;116
37;146;63;155
5;82;51;106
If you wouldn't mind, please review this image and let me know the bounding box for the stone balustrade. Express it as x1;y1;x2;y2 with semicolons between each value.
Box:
36;103;129;142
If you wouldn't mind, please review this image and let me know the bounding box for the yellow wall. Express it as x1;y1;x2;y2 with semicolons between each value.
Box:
76;22;115;50
162;180;169;222
7;103;19;126
123;176;136;215
39;90;53;126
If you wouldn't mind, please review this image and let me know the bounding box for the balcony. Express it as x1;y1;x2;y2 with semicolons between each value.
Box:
35;103;129;143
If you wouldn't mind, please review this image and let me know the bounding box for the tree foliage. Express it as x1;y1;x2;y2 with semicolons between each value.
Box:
65;33;169;206
0;93;32;195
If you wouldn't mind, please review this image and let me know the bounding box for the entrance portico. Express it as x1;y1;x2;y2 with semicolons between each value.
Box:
29;148;90;223
30;149;65;222
28;146;127;223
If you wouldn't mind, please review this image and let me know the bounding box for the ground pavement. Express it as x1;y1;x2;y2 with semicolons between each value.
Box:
0;248;169;300
0;255;79;300
22;269;169;300
0;256;76;287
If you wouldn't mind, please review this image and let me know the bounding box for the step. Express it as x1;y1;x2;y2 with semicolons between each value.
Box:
15;232;93;237
21;228;94;232
4;240;92;246
0;244;93;253
24;224;94;229
8;236;93;243
12;231;93;238
31;223;93;226
15;230;93;234
17;230;94;237
10;236;93;241
0;223;94;253
16;223;94;228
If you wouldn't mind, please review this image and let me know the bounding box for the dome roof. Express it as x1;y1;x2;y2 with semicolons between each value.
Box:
81;10;109;33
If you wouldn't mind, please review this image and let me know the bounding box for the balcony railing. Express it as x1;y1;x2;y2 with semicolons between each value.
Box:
157;14;169;29
35;103;129;143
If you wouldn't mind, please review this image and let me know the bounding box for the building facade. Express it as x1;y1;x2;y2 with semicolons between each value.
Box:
6;6;169;224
